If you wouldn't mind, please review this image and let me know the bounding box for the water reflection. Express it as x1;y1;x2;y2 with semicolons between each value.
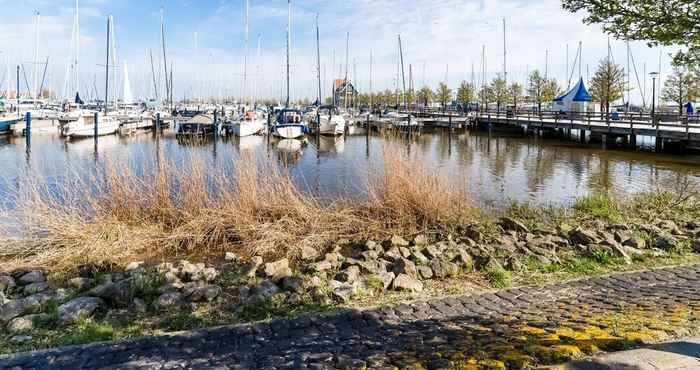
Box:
4;128;700;210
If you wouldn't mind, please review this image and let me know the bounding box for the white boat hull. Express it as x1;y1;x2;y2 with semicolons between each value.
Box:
318;116;346;136
273;124;305;139
233;120;265;137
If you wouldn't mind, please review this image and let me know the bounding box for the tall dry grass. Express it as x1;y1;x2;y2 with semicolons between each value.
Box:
0;144;473;273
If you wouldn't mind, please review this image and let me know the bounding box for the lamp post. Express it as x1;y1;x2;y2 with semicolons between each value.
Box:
650;72;659;127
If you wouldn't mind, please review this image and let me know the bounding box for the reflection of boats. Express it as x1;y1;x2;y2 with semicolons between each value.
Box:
345;124;367;136
60;111;120;138
234;135;264;152
273;109;306;139
309;106;345;136
317;135;345;154
276;138;303;152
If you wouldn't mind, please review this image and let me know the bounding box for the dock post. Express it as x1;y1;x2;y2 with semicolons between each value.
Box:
25;112;32;138
213;110;218;138
449;114;452;130
155;113;161;135
93;112;99;141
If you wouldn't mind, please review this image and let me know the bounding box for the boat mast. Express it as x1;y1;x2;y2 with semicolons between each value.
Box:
344;32;349;110
398;34;406;109
110;18;117;110
253;34;261;108
149;50;158;101
502;18;506;86
369;49;372;109
315;14;321;107
243;0;249;106
32;11;41;100
105;15;111;114
285;0;290;108
160;7;169;108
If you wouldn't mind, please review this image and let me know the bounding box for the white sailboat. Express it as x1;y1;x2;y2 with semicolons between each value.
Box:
272;0;306;140
61;111;119;138
312;105;345;136
232;0;265;137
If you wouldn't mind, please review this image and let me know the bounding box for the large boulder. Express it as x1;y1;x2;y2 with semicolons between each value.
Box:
243;256;264;278
155;292;182;310
389;235;410;248
335;266;360;283
88;279;132;307
300;246;320;261
430;258;459;279
655;234;679;251
392;274;423;293
393;258;418;278
0;275;17;292
7;314;47;333
23;282;50;295
0;293;52;323
17;270;45;285
67;277;94;291
186;285;221;302
570;228;600;245
58;297;104;325
248;280;280;303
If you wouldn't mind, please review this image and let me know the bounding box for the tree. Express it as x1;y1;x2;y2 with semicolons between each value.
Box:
562;0;700;70
589;58;626;116
490;76;508;112
434;83;452;111
456;81;475;107
661;68;700;114
417;86;433;108
527;70;547;111
478;85;493;109
542;79;561;104
508;83;523;109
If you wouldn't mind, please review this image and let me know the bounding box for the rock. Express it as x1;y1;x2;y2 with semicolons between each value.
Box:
451;248;474;269
10;335;33;344
608;243;632;264
655;234;678;251
248;280;280;302
505;256;523;271
384;247;403;261
300;246;320;261
331;284;358;303
67;277;93;291
411;249;430;265
196;267;219;283
323;252;344;267
177;260;204;281
480;256;503;271
243;256;263;278
88;280;132;307
281;277;304;293
187;285;221;302
0;275;17;292
163;271;181;284
658;220;682;235
224;252;239;262
132;298;148;313
430;258;459;279
372;271;395;289
0;294;52;323
570;228;600;245
262;259;292;282
424;245;442;259
413;234;429;246
365;240;381;251
125;261;145;272
7;314;44;333
500;217;530;233
693;240;700;253
393;258;418;278
336;266;360;283
306;276;323;288
58;297;104;325
23;282;50;295
614;230;634;243
623;236;646;249
309;260;333;272
17;270;45;285
155;292;182;309
398;247;411;258
0;292;6;306
390;235;409;247
417;265;433;279
392;274;423;293
360;250;380;261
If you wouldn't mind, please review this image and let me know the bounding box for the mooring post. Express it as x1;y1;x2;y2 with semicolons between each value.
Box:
213;110;218;138
25;112;32;138
449;113;452;130
93;112;99;141
155;113;161;135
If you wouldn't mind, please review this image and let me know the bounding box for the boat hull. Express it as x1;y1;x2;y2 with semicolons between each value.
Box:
273;124;305;139
233;120;265;137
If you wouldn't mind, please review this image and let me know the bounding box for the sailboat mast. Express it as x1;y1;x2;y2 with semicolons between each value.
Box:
243;0;249;105
105;16;111;114
75;0;80;97
253;34;261;107
32;11;40;100
160;8;169;107
502;18;506;86
285;0;290;107
344;32;349;110
315;14;321;106
398;35;406;109
149;50;158;101
369;49;373;109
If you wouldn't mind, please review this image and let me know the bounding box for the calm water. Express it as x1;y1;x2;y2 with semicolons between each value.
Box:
1;127;700;211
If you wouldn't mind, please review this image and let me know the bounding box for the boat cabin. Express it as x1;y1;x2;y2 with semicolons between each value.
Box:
277;109;304;125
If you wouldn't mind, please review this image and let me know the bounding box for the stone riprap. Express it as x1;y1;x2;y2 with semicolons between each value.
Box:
1;264;699;370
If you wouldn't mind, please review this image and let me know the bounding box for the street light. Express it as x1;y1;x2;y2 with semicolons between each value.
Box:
650;72;659;127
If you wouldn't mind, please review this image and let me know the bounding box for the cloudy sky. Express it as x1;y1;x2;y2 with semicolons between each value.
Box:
0;0;677;104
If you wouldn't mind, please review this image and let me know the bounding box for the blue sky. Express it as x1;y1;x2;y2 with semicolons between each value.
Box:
0;0;678;104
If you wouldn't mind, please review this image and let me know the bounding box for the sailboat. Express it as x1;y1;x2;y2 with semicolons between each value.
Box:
232;0;265;137
272;0;306;140
61;16;119;138
308;15;345;136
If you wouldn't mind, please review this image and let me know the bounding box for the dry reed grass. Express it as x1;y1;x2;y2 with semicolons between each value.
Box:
0;143;473;274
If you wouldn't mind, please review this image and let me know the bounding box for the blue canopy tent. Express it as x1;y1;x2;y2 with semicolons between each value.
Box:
552;78;592;114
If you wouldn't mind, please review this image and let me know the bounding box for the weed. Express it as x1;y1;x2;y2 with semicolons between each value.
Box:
590;249;615;265
485;267;512;289
573;193;622;222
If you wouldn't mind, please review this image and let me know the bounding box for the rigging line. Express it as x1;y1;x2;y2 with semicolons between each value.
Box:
567;42;581;87
628;47;646;107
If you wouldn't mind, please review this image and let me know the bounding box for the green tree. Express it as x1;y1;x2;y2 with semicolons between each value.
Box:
456;81;476;107
527;70;547;111
508;83;524;109
479;85;493;109
661;68;700;114
589;58;626;116
417;87;433;108
490;76;508;112
542;79;561;105
435;83;453;111
562;0;700;70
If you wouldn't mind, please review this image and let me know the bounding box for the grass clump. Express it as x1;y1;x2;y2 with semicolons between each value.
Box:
573;193;622;222
485;267;512;289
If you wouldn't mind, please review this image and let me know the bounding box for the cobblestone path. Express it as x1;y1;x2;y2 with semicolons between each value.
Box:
2;264;700;369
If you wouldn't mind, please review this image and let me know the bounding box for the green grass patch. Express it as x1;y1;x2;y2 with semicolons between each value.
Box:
484;267;512;288
573;193;622;222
